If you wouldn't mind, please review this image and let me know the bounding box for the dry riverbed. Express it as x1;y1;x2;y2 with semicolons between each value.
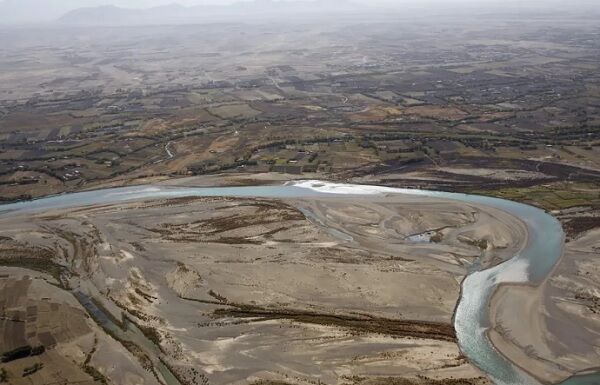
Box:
0;188;526;385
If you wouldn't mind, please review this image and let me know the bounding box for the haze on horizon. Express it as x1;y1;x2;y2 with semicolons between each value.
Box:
0;0;598;26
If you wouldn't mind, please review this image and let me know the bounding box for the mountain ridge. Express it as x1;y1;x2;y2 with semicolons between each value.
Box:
58;0;363;26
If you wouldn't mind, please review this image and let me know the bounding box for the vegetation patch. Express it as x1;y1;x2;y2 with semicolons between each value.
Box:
564;217;600;238
469;182;600;211
215;305;457;342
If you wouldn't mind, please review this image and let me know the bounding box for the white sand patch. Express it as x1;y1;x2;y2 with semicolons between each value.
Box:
190;349;234;374
166;325;188;332
100;255;117;262
191;336;250;374
263;240;338;247
213;336;245;350
120;250;135;263
106;187;163;197
290;180;433;197
493;258;530;284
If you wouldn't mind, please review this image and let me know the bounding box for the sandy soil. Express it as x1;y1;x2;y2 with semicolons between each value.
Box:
0;187;527;385
488;228;600;383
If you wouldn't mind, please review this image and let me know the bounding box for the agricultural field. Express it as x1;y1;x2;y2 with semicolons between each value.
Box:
0;16;599;202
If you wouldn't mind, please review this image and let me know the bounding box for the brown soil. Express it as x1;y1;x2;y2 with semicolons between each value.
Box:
215;305;457;342
252;376;491;385
564;217;600;238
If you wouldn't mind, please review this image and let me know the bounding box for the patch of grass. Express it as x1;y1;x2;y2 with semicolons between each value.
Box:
83;365;108;384
23;363;44;377
462;238;488;250
341;375;491;385
469;182;600;211
564;217;600;238
0;257;67;283
136;324;162;347
215;305;456;342
82;337;108;384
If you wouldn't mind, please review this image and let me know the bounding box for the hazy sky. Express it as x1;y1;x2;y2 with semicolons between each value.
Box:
9;0;590;6
0;0;598;25
2;0;598;9
0;0;384;8
0;0;404;25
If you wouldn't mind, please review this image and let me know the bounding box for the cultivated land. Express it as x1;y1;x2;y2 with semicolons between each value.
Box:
0;9;600;385
1;18;600;205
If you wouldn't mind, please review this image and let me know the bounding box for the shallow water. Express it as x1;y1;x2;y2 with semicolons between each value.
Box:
1;181;598;385
75;292;182;385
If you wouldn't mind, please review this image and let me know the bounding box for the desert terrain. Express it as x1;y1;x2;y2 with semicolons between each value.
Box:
0;181;527;385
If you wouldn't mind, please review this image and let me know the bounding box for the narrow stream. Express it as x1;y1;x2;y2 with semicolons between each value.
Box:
75;292;182;385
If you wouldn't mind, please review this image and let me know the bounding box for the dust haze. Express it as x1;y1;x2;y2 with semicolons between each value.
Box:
0;0;599;25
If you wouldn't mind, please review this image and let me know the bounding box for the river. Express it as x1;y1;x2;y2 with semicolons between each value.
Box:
0;180;597;385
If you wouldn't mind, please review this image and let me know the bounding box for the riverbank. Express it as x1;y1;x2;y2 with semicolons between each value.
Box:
0;182;521;385
488;227;600;384
0;180;598;385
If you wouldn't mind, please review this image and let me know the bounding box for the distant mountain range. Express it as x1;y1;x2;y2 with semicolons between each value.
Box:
57;0;364;26
0;0;364;25
1;0;598;26
0;0;168;24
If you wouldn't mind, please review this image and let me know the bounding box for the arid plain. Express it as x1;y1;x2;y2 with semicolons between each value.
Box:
1;3;600;385
2;176;529;385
